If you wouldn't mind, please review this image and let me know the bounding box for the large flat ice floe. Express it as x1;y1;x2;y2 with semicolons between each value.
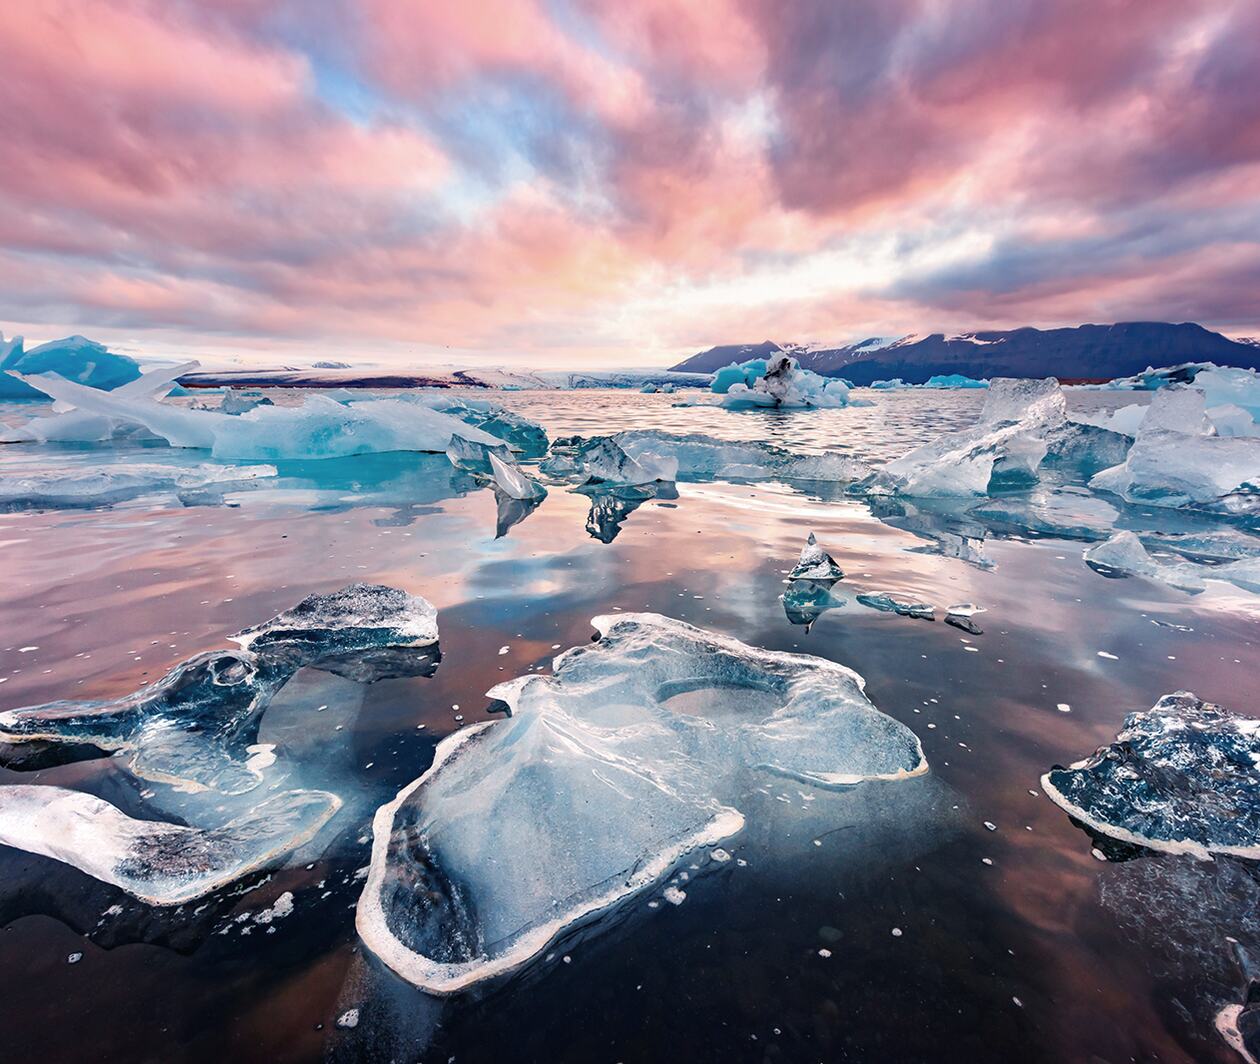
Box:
357;613;926;994
0;461;276;510
0;786;338;906
1042;692;1260;859
9;373;515;460
872;377;1129;498
0;584;439;794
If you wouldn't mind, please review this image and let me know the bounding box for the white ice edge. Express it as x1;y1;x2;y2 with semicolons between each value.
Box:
1216;1004;1258;1064
1038;770;1260;861
356;720;745;995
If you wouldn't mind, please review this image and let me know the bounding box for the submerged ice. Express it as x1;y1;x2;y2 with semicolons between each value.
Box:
1043;692;1260;859
357;613;926;993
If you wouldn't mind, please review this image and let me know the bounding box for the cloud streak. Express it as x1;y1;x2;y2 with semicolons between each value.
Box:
2;0;1258;365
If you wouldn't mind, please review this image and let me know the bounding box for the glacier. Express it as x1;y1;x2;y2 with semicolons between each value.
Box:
0;786;338;906
356;613;926;993
1043;692;1260;859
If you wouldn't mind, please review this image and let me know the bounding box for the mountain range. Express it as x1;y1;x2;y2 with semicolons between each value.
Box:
671;322;1260;384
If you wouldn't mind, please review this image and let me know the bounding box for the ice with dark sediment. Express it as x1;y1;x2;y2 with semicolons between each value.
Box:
356;613;927;993
789;532;845;581
716;355;856;410
870;377;1130;498
0;461;276;511
0;584;439;794
1089;387;1260;514
1042;692;1260;859
0;786;338;905
1084;531;1260;594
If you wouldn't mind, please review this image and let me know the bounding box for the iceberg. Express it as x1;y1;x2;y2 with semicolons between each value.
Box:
0;461;276;511
870;379;908;390
789;532;845;581
386;394;549;457
1043;692;1260;859
0;584;439;794
488;452;546;502
719;355;854;410
356;613;926;993
1089;388;1260;513
710;359;769;394
873;378;1130;497
922;374;989;389
0;786;338;906
0;334;141;400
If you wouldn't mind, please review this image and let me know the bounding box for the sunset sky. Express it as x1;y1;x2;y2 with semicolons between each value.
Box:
2;1;1258;367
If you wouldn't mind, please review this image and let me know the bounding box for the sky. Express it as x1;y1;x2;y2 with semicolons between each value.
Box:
2;0;1259;369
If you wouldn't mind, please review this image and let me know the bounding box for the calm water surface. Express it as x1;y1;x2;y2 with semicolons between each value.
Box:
0;388;1256;1063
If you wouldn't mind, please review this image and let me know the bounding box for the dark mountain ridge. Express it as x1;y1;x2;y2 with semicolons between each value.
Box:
672;323;1260;384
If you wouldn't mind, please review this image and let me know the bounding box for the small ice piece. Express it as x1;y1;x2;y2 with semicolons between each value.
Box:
336;1009;360;1029
252;890;295;924
663;886;686;906
356;614;926;994
945;603;985;617
488;452;547;502
67;952;83;964
1042;691;1260;859
0;584;439;794
782;580;847;630
217;388;273;416
445;434;514;474
0;786;338;905
789;533;845;581
944;614;983;635
1057;703;1071;713
574;437;678;486
856;593;934;620
710;848;732;863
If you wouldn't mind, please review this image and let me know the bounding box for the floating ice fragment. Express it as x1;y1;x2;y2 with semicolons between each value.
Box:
922;374;988;389
717;355;854;410
445;434;513;474
857;593;934;620
488;453;546;502
789;532;845;581
663;886;686;906
336;1009;360;1029
0;461;276;511
356;614;926;993
0;584;439;793
1042;692;1260;858
944;614;983;635
0;786;338;905
782;581;847;630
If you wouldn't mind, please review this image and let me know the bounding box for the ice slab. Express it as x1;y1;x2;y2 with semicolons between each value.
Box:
11;374;509;460
543;436;677;486
0;584;439;793
1085;531;1260;595
1043;692;1260;859
0;335;141;400
488;452;546;502
718;355;854;410
1089;390;1260;513
445;434;513;474
357;614;926;993
0;785;338;905
0;461;276;511
873;377;1130;497
789;532;845;581
384;394;549;457
856;592;935;620
612;430;871;483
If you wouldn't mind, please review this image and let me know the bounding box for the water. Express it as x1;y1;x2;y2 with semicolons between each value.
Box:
0;388;1257;1062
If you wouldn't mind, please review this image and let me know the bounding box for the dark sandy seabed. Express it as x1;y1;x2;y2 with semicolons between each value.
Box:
0;387;1256;1064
